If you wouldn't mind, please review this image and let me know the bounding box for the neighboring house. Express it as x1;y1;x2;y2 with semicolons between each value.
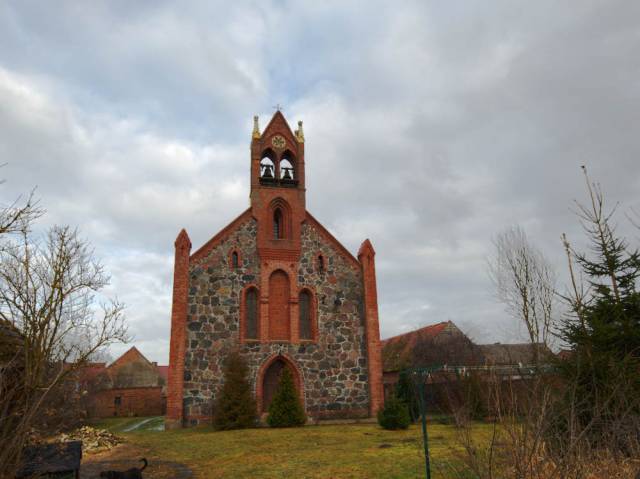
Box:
166;111;383;428
83;347;168;418
381;321;482;397
478;343;553;366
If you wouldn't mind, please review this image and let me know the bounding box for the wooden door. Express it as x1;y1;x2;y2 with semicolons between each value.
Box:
262;359;286;412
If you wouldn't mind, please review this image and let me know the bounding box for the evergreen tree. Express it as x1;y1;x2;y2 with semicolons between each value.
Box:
213;352;257;430
557;167;640;447
267;368;306;427
377;394;411;430
395;370;419;421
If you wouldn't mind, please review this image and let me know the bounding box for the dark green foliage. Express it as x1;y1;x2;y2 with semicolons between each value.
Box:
462;372;488;420
555;170;640;449
377;394;411;430
267;368;306;427
395;370;419;421
213;352;257;430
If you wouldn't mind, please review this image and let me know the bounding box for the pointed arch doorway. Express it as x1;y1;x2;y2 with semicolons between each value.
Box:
258;355;303;414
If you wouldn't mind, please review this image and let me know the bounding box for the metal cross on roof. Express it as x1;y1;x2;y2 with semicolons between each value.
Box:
272;103;284;112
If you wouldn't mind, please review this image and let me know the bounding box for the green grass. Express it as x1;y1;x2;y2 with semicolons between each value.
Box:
89;416;165;432
97;420;493;478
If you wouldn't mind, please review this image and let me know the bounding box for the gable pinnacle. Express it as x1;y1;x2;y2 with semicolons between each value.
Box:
295;120;305;143
252;115;261;139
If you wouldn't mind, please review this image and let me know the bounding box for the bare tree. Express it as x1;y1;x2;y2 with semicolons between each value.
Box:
0;214;127;475
488;226;557;356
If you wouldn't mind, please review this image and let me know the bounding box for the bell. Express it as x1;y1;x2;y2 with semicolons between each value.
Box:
282;167;293;180
262;164;273;178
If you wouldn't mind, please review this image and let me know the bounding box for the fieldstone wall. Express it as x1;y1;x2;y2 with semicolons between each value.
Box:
182;218;370;425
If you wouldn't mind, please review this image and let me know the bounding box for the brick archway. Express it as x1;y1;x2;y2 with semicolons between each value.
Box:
256;354;304;414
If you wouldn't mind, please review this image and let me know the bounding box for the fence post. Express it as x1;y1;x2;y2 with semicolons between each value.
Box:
416;374;431;479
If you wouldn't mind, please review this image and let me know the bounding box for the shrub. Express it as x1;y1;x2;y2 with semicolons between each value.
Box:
213;352;257;430
267;368;306;427
377;394;411;430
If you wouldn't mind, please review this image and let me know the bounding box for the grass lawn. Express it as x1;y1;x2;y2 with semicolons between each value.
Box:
92;418;492;478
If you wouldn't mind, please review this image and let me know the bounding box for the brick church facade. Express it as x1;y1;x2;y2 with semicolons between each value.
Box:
166;111;383;428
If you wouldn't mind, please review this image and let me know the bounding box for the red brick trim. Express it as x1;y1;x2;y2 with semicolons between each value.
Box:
358;239;384;416
166;229;191;429
239;284;260;343
190;208;253;263
261;111;298;148
256;353;305;414
304;211;360;270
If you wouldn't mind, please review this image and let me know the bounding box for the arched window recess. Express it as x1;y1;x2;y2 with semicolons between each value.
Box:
269;198;292;240
273;209;283;239
243;286;259;341
299;288;316;342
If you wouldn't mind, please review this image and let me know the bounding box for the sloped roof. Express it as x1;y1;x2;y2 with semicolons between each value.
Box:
261;110;298;145
381;321;453;372
304;211;360;269
190;208;253;263
478;343;553;365
108;346;150;369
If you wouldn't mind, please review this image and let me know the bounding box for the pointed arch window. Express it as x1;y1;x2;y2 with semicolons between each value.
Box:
299;289;314;341
317;254;325;273
231;251;239;268
244;287;259;340
274;208;283;239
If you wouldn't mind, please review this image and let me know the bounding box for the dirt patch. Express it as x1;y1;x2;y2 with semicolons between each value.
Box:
80;443;192;478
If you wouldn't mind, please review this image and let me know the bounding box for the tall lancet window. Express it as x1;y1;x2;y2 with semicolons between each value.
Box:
299;290;312;340
273;208;283;239
245;287;258;340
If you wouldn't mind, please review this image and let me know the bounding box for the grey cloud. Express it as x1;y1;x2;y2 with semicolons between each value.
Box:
1;1;639;362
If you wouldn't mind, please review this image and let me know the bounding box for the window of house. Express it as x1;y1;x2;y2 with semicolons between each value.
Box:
299;290;312;340
231;251;239;268
245;287;258;340
318;254;325;273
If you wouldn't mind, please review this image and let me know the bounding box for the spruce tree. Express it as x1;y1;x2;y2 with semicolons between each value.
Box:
557;167;640;447
212;352;257;430
395;370;418;421
267;368;306;427
377;394;411;430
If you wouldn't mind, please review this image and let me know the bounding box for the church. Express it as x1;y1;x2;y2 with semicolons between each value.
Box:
165;111;383;428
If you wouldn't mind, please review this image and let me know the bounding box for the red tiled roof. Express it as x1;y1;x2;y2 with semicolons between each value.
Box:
156;365;169;381
381;321;452;371
381;321;450;349
76;362;107;383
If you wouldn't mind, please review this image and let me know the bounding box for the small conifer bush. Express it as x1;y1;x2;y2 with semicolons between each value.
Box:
377;394;411;430
267;368;306;427
212;352;257;430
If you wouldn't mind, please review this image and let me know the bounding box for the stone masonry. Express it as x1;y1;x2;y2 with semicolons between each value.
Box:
166;111;383;428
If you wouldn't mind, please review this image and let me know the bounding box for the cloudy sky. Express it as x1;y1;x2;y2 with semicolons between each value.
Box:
1;1;639;363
